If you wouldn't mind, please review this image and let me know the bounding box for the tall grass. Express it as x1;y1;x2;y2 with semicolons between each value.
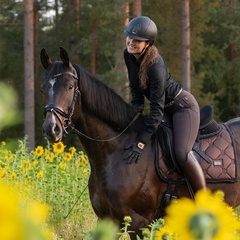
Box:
0;138;96;239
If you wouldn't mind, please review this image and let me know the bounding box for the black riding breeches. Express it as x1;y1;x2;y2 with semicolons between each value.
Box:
165;90;200;164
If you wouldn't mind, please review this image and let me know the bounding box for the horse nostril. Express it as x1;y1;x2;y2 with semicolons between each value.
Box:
54;124;61;135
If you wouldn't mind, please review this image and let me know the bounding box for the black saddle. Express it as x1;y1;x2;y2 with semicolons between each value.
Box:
157;104;221;173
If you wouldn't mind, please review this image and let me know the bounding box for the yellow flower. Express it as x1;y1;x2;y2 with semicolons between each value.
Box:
53;142;65;154
69;146;76;155
2;149;8;155
5;155;13;161
34;146;44;158
80;155;88;166
64;152;72;162
59;162;67;170
10;173;17;180
0;169;5;178
82;168;89;176
1;141;6;146
33;160;39;167
155;225;175;240
37;170;44;178
45;152;54;162
44;148;49;158
27;201;50;225
0;182;24;240
0;182;52;240
23;159;28;164
22;159;32;171
165;189;238;240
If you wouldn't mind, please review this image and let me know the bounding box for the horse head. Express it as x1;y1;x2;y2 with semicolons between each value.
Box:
40;47;79;142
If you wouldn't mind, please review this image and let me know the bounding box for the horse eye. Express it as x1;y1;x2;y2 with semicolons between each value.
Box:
69;85;73;90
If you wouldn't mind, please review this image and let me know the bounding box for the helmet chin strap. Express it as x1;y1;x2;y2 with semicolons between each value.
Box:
133;43;150;58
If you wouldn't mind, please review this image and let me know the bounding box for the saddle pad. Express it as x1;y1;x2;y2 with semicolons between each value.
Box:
157;124;238;183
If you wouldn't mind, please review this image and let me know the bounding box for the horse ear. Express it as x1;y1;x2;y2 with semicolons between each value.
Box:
40;49;52;69
60;47;70;67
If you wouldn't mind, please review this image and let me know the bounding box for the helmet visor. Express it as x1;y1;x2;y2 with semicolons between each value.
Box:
124;29;149;41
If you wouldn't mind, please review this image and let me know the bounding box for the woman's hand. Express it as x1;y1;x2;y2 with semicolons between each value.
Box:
124;142;145;164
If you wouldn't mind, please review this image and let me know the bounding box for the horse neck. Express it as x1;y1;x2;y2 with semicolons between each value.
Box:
72;65;138;163
75;66;136;133
74;109;123;166
75;107;117;139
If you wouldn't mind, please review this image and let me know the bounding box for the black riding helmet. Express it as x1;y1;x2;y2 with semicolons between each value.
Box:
124;16;158;41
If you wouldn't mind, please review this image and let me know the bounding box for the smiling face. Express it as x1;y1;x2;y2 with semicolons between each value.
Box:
126;36;148;57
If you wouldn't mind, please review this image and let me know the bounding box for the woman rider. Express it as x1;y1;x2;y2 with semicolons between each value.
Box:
123;16;206;193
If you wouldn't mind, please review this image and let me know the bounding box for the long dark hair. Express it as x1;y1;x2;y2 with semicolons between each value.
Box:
138;45;158;89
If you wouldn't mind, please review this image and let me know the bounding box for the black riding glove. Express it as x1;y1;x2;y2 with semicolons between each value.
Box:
124;142;145;164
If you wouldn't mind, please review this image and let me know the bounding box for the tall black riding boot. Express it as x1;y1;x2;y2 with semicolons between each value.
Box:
180;151;206;193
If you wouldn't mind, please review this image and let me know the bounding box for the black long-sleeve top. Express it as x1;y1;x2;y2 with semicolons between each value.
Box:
124;48;182;144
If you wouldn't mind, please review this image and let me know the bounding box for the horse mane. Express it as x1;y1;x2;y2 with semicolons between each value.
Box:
72;63;137;131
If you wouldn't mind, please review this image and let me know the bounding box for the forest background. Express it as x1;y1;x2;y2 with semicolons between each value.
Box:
0;0;240;150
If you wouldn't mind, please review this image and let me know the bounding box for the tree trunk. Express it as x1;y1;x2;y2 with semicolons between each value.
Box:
71;0;80;62
24;0;35;150
132;0;141;17
181;0;191;92
34;2;39;70
74;0;80;31
125;0;129;25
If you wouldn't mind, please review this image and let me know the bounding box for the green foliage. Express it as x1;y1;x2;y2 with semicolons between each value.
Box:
1;0;240;143
0;82;22;130
0;0;24;141
194;0;240;120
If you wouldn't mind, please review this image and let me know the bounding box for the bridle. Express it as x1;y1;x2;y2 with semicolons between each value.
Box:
44;71;80;135
43;69;140;142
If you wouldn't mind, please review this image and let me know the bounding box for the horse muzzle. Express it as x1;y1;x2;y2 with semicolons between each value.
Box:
42;111;63;142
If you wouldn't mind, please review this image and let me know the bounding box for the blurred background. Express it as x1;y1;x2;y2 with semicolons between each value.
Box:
0;0;239;150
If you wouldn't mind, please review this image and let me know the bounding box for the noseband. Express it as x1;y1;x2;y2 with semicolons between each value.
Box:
44;71;80;135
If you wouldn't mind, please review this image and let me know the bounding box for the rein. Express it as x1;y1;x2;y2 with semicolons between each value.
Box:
44;70;141;142
69;112;141;142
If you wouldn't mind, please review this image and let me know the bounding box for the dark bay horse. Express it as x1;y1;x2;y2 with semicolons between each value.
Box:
40;47;240;239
